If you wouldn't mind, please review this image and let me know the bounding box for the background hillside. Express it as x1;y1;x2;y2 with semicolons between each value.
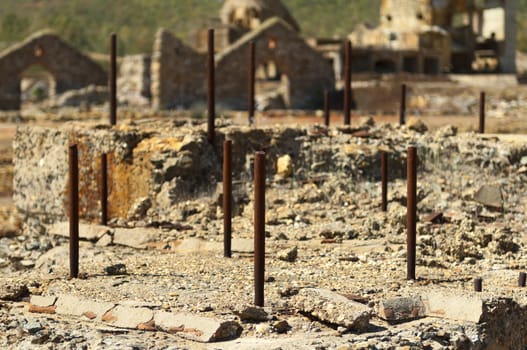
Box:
0;0;526;55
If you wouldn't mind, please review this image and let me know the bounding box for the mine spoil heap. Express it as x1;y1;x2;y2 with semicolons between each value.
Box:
1;117;527;349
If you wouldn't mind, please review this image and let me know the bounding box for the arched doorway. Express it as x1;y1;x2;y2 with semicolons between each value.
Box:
255;60;290;110
19;64;55;106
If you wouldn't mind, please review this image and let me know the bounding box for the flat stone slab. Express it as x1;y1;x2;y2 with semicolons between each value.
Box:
422;291;484;323
473;184;503;209
378;296;426;323
113;227;159;249
28;294;242;342
291;288;371;331
55;294;115;322
102;305;154;329
49;222;111;241
154;311;241;342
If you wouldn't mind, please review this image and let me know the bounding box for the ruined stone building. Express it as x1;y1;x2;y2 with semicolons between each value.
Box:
148;0;333;110
349;0;516;74
0;30;107;110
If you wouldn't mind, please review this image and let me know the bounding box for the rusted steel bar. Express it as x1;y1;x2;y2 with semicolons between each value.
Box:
207;29;215;145
474;277;482;292
223;140;232;258
324;90;330;127
100;153;108;226
406;146;417;280
479;91;485;134
254;151;266;306
400;83;407;125
248;41;255;125
343;40;352;125
519;272;526;287
69;144;79;279
381;151;388;212
110;33;117;126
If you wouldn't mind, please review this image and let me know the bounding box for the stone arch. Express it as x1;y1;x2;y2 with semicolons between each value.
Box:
216;18;334;109
0;30;107;110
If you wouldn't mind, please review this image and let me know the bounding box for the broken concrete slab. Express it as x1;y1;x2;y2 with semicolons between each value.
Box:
473;184;503;209
154;311;242;342
113;227;159;249
28;295;57;314
291;288;371;331
378;296;426;323
30;295;57;307
102;305;154;329
55;294;115;322
422;291;483;323
48;222;111;241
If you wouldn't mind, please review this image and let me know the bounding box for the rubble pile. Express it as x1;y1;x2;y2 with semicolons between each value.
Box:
0;119;527;349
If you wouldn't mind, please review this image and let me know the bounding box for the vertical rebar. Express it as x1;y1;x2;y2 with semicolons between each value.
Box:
407;146;417;280
100;153;108;226
400;83;407;125
343;40;351;125
519;272;526;287
324;90;330;127
69;144;79;279
474;277;482;292
223;140;232;258
110;33;117;126
248;42;255;125
207;29;215;145
479;91;485;134
254;151;266;307
381;151;388;212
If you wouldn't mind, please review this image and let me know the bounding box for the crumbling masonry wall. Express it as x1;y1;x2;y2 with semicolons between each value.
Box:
151;29;207;110
0;31;107;110
216;18;334;109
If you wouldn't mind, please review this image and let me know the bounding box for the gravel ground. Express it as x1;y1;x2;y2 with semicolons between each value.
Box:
1;118;527;349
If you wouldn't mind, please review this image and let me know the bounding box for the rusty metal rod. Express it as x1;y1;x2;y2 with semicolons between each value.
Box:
474;277;482;292
406;146;417;280
400;83;407;125
100;153;108;226
207;29;215;145
519;272;526;287
381;151;388;212
479;91;485;134
69;144;79;279
110;33;117;126
223;140;232;258
324;90;330;127
343;40;352;125
248;42;255;125
254;151;266;306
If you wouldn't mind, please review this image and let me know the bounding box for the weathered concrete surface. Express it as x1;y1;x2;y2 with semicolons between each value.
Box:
102;305;154;329
0;30;106;110
54;294;115;322
291;288;371;331
154;311;242;342
14;122;527;233
28;293;242;342
113;227;159;249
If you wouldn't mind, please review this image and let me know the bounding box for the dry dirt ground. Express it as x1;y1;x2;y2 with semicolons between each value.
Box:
0;90;527;349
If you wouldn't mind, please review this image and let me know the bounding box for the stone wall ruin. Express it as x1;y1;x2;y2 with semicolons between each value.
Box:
0;30;107;110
